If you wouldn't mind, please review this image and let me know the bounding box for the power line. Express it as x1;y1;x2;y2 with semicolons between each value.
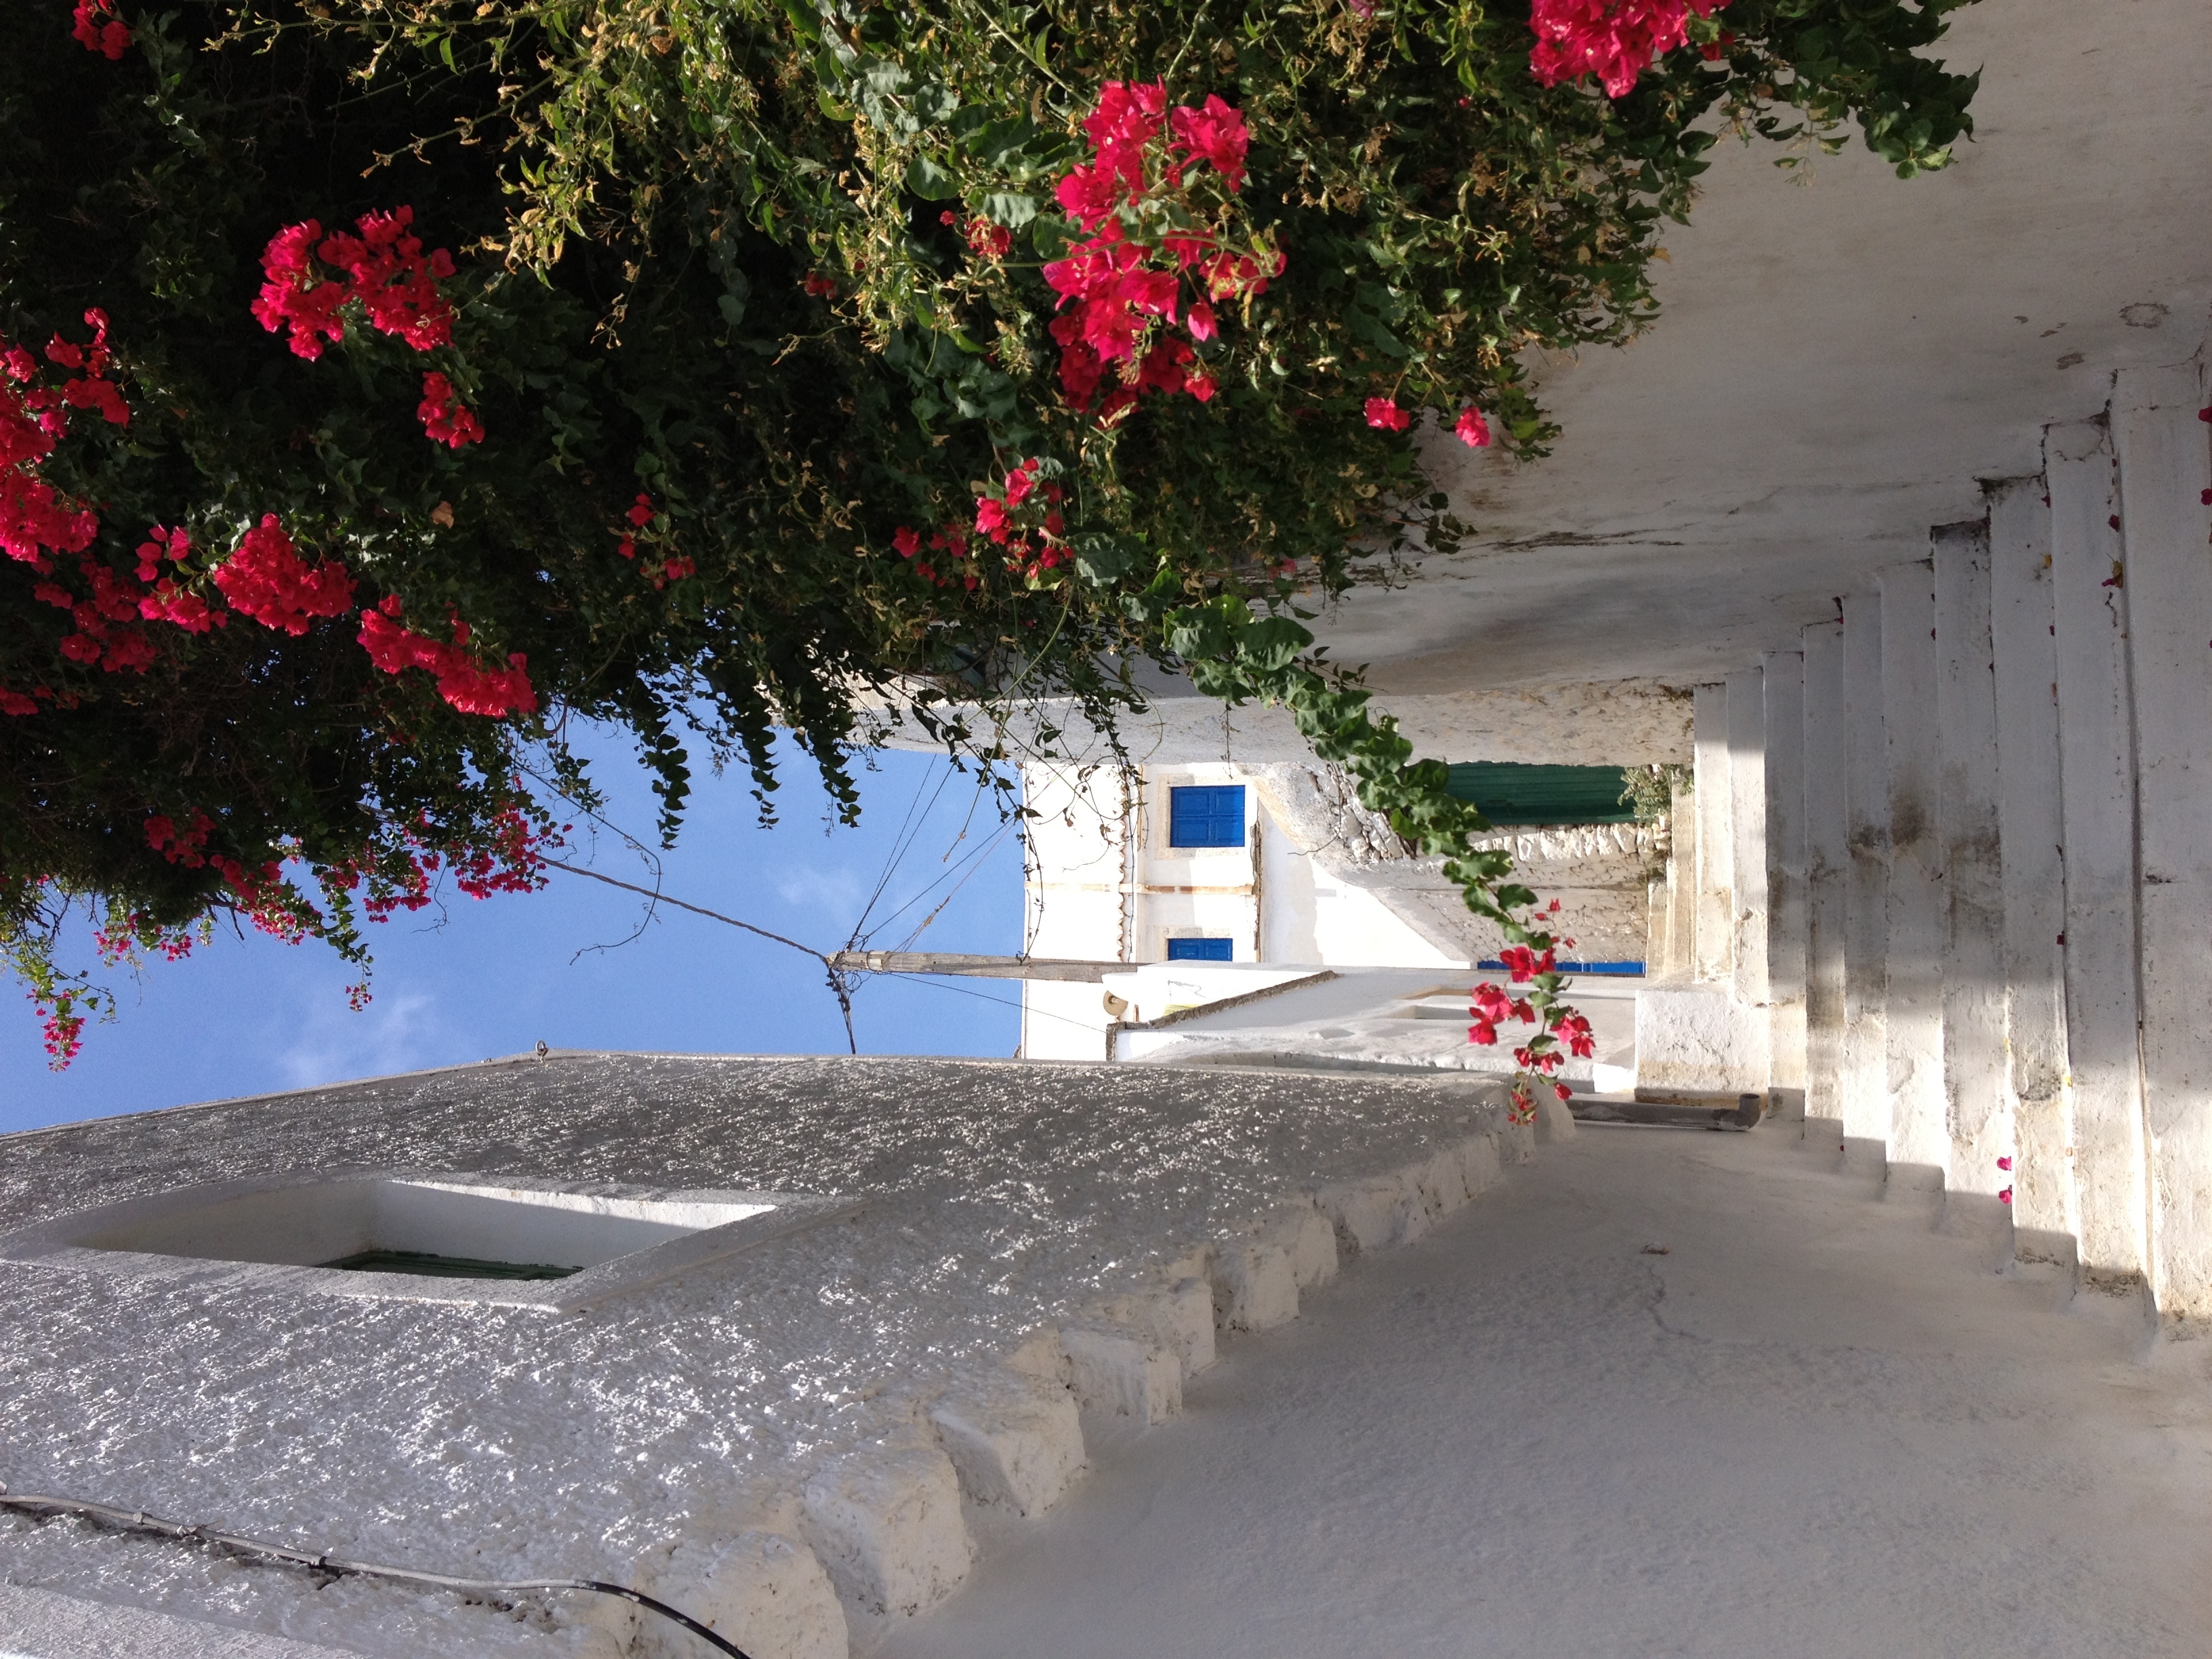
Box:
541;859;825;964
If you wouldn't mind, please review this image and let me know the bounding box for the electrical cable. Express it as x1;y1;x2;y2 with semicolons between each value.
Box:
847;758;958;949
0;1483;754;1658
875;815;1021;951
541;859;825;966
539;857;858;1052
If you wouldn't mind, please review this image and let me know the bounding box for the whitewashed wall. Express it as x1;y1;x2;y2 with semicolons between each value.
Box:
1645;344;2212;1337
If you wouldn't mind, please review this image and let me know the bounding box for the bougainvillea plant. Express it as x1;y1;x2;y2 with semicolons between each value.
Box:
1;0;1981;1076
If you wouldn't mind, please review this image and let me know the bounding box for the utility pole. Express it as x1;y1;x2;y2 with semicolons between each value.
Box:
824;951;1121;982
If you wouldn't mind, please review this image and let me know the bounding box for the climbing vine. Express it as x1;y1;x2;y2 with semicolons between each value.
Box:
1;0;1981;1069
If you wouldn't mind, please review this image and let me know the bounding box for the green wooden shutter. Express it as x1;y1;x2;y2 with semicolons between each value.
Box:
1443;763;1635;826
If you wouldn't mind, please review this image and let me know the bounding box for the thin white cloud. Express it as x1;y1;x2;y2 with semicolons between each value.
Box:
274;988;446;1090
773;863;867;915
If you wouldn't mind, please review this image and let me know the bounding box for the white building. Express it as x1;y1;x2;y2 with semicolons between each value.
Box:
1017;752;1679;1061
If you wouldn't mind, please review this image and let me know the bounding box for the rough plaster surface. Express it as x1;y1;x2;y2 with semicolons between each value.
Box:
1986;476;2072;1267
0;1054;1526;1655
1631;984;1767;1097
1119;970;1638;1089
874;1128;2212;1659
0;1582;359;1659
867;682;1693;771
1315;0;2212;693
1183;762;1660;968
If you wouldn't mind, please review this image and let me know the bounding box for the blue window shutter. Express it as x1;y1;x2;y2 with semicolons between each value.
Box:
1168;785;1246;847
1166;937;1235;962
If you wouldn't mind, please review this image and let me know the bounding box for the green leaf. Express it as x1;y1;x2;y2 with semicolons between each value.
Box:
1070;533;1132;586
905;153;958;199
979;190;1036;229
1233;614;1313;672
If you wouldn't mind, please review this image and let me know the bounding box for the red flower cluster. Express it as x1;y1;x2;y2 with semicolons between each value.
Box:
1551;1008;1597;1059
135;525;220;633
417;372;485;448
1043;83;1274;422
35;557;163;674
1469;979;1538;1047
611;491;691;586
329;837;435;921
452;808;551;900
1528;0;1728;99
1498;943;1557;982
0;316;274;703
2;315;122;573
46;317;129;429
359;597;537;718
39;1000;85;1067
211;515;354;636
327;803;552;924
146;810;214;868
1365;397;1493;444
881;459;1078;592
976;457;1073;585
207;852;314;945
71;0;131;59
940;210;1014;261
615;492;654;560
1056;84;1250;223
888;520;977;590
251;207;459;361
93;912;198;968
802;272;838;299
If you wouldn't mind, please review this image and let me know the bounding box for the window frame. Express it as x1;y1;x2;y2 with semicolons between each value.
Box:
1166;783;1248;849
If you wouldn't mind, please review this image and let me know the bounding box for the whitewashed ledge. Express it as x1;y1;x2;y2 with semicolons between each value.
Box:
0;1053;1565;1658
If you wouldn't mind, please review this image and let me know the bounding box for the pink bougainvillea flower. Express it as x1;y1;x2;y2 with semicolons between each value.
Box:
1527;0;1728;100
1999;1187;2014;1205
210;515;354;636
1042;86;1272;422
415;372;485;448
962;217;1015;260
1454;406;1493;447
1134;337;1194;396
72;0;132;60
1053;163;1125;233
251;209;458;359
1996;1155;2013;1171
892;526;922;558
319;207;457;351
359;602;536;717
1084;81;1169;183
1168;95;1250;191
1364;396;1411;432
1469;1018;1498;1046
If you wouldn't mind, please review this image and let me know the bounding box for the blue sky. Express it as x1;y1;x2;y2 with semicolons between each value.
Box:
1;729;1026;1135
